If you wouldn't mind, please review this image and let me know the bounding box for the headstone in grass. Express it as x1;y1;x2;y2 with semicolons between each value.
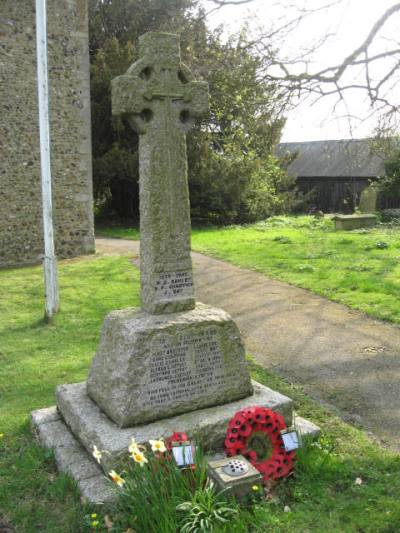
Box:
359;185;378;214
334;184;378;230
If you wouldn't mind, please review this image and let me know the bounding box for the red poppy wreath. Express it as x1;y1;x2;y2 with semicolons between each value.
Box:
224;406;295;480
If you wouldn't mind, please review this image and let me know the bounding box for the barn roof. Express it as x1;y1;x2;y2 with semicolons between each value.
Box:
277;139;385;178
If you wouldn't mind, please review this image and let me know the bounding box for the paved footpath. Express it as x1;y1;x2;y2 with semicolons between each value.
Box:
96;238;400;451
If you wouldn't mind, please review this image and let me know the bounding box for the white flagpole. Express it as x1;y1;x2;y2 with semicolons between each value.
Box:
35;0;59;321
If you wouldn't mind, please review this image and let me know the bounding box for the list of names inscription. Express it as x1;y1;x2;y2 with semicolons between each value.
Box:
140;327;236;408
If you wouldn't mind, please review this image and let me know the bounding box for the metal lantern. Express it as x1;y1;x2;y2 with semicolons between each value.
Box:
171;441;196;469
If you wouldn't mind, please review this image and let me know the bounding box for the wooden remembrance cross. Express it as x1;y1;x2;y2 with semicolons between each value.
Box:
112;32;209;314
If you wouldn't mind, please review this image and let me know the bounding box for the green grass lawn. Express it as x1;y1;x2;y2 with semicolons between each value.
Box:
0;255;140;532
99;216;400;323
97;225;140;241
1;253;400;531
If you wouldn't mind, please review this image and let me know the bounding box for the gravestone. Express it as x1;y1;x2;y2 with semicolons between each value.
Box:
32;32;319;504
334;184;378;230
359;185;378;214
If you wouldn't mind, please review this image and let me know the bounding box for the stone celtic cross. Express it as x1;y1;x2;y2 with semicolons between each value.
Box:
112;32;209;314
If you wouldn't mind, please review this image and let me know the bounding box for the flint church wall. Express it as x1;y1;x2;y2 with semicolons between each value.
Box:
0;0;95;267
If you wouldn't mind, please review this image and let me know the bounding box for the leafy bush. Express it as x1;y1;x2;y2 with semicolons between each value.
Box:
375;241;390;249
273;235;292;244
365;241;389;250
379;208;400;223
346;264;372;272
296;264;316;273
253;215;334;231
378;148;400;196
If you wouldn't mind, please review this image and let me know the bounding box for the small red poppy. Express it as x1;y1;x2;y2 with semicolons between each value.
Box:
165;431;189;450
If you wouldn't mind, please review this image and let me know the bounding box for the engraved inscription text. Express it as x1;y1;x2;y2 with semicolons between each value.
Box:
154;270;194;300
140;328;234;408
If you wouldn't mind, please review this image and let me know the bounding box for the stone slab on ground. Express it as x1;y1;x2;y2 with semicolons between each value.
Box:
87;303;253;428
57;380;293;473
333;214;377;230
31;407;117;505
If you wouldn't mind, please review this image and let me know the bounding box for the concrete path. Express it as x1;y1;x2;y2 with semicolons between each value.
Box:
96;238;400;451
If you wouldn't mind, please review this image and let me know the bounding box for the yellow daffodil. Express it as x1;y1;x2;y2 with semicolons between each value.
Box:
252;485;260;491
128;437;139;454
92;445;102;464
91;513;97;519
149;439;167;453
128;437;146;455
92;520;99;527
131;449;148;466
109;470;125;487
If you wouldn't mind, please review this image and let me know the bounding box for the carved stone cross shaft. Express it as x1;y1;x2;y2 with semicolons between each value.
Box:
112;32;209;314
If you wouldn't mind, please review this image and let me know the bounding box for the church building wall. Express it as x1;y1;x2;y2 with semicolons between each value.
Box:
0;0;94;267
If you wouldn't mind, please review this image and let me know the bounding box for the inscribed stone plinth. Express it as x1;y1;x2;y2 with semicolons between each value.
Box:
87;303;253;427
359;185;378;213
112;32;208;314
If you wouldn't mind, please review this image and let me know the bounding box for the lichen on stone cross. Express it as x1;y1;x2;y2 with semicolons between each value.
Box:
112;32;209;315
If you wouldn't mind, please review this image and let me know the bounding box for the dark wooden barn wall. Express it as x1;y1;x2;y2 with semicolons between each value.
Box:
297;177;400;213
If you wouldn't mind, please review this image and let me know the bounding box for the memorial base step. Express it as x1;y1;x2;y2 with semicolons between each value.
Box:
31;405;320;506
56;380;293;473
31;407;117;506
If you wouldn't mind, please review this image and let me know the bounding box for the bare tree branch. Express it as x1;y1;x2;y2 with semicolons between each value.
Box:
261;5;399;77
202;0;400;130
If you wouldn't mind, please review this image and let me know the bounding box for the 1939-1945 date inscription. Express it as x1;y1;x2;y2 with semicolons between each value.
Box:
154;270;194;300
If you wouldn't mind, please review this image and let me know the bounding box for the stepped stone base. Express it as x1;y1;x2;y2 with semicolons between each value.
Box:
32;407;117;506
57;380;293;473
32;400;320;505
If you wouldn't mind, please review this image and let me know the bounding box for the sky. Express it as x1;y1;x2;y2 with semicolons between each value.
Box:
202;0;399;142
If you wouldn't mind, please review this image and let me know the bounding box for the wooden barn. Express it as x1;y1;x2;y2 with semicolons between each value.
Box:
277;139;397;213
